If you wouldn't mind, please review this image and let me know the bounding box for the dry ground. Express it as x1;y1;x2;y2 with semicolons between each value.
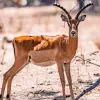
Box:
0;10;100;100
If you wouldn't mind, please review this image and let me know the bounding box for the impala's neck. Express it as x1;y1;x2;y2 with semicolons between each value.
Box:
67;30;78;59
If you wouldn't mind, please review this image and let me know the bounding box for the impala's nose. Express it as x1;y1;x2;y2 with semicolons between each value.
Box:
71;31;76;35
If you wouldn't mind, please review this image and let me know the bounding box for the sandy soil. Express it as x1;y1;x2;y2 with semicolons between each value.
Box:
0;36;100;100
0;11;100;100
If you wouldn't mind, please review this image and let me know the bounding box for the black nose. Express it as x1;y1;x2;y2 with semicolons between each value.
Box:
71;31;76;35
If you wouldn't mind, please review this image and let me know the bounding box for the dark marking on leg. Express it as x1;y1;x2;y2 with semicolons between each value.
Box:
28;55;31;62
6;94;9;98
0;94;2;98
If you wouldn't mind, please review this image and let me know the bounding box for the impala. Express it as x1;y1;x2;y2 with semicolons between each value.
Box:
0;2;93;100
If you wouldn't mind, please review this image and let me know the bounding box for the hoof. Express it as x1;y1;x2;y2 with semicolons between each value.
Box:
6;94;9;98
0;94;2;98
53;96;66;100
66;94;70;98
53;95;71;100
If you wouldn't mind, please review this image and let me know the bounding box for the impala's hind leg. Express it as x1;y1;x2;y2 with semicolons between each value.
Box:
0;64;17;100
6;76;14;100
57;61;66;100
64;63;75;100
7;56;29;100
7;63;29;100
0;73;8;100
0;55;28;100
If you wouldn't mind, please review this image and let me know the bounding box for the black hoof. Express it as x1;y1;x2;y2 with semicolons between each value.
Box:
6;94;9;98
0;94;2;98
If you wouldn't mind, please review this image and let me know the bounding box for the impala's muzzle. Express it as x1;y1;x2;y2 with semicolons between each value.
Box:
71;31;76;35
71;31;76;36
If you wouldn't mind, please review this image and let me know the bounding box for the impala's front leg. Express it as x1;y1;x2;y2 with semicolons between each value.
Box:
64;62;75;100
57;61;66;100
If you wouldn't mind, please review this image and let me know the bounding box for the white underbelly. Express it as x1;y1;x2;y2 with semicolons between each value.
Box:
31;61;56;67
29;49;57;66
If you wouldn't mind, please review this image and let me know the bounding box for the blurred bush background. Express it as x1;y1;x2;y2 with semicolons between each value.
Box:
0;0;100;51
0;0;99;34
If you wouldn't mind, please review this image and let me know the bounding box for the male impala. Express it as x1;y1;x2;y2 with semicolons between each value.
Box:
0;2;93;100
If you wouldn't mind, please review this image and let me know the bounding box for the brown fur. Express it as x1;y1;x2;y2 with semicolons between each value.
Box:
14;35;68;52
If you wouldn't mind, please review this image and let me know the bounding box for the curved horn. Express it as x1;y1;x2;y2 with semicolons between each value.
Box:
53;3;72;19
75;3;93;19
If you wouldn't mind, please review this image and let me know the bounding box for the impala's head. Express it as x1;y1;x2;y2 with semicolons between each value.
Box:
13;0;27;6
53;3;93;37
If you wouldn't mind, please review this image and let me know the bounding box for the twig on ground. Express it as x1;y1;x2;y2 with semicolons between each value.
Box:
75;78;100;100
76;56;100;67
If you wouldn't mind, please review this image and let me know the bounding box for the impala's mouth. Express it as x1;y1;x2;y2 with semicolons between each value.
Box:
72;34;75;37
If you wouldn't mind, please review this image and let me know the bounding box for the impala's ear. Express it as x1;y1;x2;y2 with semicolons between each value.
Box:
61;14;68;22
78;15;86;22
